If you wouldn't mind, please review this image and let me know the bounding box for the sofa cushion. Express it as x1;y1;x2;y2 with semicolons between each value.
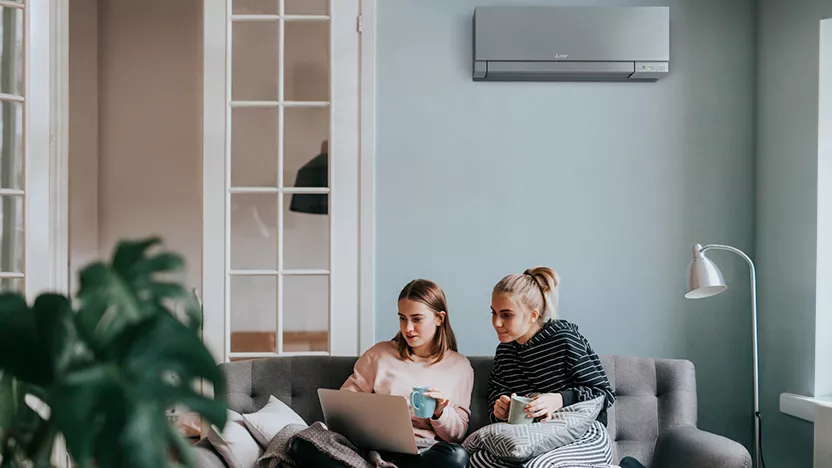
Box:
207;410;264;468
242;395;308;448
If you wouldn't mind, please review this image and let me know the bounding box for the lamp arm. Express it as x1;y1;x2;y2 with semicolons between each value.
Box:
699;244;760;468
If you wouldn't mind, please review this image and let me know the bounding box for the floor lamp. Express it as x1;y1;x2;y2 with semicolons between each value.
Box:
685;243;760;468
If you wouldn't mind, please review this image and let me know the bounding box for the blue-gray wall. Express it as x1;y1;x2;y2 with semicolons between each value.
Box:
757;0;832;465
375;0;757;450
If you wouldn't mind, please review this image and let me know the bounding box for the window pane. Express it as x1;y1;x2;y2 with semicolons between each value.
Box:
232;21;279;101
232;0;278;15
283;193;328;270
284;0;328;15
231;107;278;187
0;100;22;189
0;195;22;273
282;275;328;352
231;193;278;270
0;7;23;96
230;275;277;352
284;21;329;101
0;277;21;292
283;107;329;188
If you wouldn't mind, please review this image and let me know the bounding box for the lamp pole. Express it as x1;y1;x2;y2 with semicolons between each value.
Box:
695;244;760;468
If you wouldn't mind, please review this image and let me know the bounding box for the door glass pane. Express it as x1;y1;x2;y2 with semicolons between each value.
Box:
283;194;328;270
282;275;328;352
231;107;278;187
0;278;21;292
0;100;22;189
284;20;329;102
232;0;278;15
0;7;23;96
232;21;279;101
230;275;277;352
0;195;22;273
231;193;278;270
284;0;328;16
283;107;329;188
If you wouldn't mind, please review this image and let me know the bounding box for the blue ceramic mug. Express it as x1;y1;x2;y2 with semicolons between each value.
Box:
410;386;436;418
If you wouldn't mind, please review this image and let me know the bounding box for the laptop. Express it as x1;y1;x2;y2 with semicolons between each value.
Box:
317;388;419;455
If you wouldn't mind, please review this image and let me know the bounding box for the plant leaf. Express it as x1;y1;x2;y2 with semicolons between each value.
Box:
0;294;50;386
32;294;78;381
120;402;167;468
120;314;226;428
111;238;162;276
76;263;150;352
49;365;117;465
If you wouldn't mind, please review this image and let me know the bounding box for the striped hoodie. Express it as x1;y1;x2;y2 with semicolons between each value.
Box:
487;319;615;425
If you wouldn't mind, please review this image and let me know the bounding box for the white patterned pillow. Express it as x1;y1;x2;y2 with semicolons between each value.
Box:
462;396;605;463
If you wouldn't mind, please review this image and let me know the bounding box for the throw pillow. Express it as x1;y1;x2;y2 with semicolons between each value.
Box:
207;409;265;468
242;396;308;448
462;396;605;464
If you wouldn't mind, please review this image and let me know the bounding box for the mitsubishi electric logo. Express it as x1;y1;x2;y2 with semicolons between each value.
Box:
554;54;569;59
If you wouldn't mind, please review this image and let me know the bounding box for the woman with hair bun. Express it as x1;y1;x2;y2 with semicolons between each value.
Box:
473;266;617;468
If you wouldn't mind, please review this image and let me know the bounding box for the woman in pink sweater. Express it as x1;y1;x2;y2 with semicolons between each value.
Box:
341;279;473;468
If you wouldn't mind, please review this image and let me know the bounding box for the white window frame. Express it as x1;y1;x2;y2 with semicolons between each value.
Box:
816;16;832;399
780;17;832;432
202;0;375;362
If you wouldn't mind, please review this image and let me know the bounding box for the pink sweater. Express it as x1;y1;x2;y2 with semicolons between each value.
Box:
340;341;474;443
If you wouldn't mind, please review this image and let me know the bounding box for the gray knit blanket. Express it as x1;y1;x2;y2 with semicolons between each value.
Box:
257;421;400;468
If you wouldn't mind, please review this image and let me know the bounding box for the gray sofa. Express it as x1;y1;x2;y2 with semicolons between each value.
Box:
194;355;751;468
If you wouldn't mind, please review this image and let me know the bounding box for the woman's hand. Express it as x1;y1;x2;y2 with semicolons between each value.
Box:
492;394;512;421
525;393;564;421
426;388;450;419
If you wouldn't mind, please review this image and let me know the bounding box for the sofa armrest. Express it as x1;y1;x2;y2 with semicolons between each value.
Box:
192;438;229;468
652;426;751;468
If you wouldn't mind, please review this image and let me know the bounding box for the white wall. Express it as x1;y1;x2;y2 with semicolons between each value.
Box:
69;0;331;338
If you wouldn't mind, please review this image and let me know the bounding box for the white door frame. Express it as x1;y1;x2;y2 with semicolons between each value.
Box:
33;0;70;464
358;0;376;355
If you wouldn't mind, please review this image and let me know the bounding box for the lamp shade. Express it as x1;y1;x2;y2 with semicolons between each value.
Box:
685;243;727;299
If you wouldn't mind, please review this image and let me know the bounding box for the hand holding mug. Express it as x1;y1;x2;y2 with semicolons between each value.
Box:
410;386;437;418
493;394;512;421
425;388;450;418
525;393;564;421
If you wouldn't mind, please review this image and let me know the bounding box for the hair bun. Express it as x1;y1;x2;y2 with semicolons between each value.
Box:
525;266;559;290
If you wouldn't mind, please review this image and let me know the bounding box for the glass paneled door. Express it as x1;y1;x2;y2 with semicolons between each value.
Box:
0;0;51;302
0;2;24;294
203;0;360;361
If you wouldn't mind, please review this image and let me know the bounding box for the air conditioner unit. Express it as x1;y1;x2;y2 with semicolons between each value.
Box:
473;6;670;82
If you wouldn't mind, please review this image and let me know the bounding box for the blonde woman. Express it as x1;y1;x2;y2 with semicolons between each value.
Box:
341;279;473;468
473;267;617;468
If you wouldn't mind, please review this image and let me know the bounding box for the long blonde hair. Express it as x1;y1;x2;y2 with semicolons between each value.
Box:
392;279;458;364
493;266;560;325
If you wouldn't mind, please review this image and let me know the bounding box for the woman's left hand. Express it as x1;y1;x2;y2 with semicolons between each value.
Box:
426;388;450;419
525;393;564;421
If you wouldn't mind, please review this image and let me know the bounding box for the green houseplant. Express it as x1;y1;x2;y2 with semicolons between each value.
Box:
0;238;227;468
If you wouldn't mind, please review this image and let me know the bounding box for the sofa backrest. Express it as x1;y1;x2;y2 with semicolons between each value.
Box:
219;354;697;465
